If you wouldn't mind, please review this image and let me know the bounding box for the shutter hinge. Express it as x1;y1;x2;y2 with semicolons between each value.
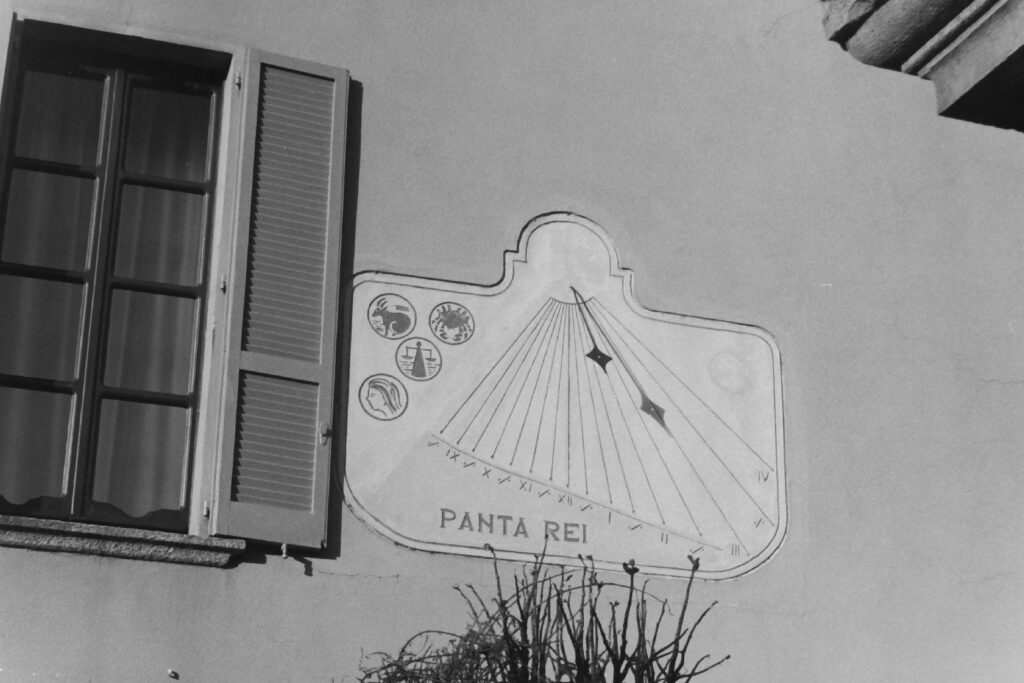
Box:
319;423;332;445
219;278;227;293
233;71;242;91
202;500;210;518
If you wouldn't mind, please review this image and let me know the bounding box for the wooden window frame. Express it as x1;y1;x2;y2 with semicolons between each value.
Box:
0;20;227;532
0;12;348;563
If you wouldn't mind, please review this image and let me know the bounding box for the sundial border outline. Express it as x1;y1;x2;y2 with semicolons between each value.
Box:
345;211;788;580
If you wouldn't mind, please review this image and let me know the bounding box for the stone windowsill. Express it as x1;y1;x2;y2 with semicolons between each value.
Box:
0;515;246;567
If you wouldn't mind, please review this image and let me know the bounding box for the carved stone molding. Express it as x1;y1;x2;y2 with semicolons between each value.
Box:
824;0;1024;131
823;0;888;43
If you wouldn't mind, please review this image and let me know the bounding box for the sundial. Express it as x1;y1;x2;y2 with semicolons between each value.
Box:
345;213;786;579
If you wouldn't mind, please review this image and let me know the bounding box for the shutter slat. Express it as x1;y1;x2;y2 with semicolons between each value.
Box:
262;74;333;102
231;371;317;510
248;245;326;267
240;397;318;418
258;129;335;156
244;308;322;332
254;171;330;199
248;246;326;273
245;226;326;252
237;423;317;450
233;443;320;468
262;90;334;115
244;288;324;315
257;134;333;160
241;339;319;362
234;457;315;480
250;202;326;224
253;194;330;222
232;484;309;510
262;74;333;97
235;460;315;484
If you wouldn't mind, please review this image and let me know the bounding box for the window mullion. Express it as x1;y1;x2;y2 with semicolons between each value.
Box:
67;66;128;518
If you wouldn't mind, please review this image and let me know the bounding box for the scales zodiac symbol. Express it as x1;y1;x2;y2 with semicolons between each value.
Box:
345;213;785;579
396;338;442;381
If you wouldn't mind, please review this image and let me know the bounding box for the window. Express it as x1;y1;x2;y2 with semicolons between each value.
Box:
0;21;224;533
0;18;348;555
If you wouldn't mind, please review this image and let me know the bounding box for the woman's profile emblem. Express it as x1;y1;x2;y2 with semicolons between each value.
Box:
359;374;408;421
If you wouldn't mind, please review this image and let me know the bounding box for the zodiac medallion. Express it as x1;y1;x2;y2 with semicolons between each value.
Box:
395;337;442;381
368;293;415;339
359;373;408;421
429;302;475;345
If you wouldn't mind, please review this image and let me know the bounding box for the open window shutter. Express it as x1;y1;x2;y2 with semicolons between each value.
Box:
213;51;347;548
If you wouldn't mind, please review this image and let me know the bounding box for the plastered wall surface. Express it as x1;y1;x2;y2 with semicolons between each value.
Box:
1;1;1023;681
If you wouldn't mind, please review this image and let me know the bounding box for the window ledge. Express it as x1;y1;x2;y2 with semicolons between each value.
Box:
0;515;245;567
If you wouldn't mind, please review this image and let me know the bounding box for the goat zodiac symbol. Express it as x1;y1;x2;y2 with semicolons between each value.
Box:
368;293;416;339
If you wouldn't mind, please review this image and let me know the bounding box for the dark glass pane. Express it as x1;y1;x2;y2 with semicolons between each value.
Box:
114;185;205;286
0;276;84;381
0;386;72;504
104;290;197;394
92;399;189;518
16;70;105;167
3;170;95;270
124;85;212;182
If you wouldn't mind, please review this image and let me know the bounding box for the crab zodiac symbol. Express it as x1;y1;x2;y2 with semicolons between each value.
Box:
429;302;475;345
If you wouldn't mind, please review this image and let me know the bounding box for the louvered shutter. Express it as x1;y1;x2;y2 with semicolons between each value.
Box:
212;51;347;548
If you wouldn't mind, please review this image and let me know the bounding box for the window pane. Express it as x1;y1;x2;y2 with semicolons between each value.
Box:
124;86;211;182
15;70;105;167
0;386;72;504
92;399;189;518
0;275;84;381
104;290;197;394
3;170;95;271
114;185;205;286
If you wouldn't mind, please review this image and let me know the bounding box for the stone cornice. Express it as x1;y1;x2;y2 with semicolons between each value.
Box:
824;0;1024;131
833;0;976;68
823;0;888;44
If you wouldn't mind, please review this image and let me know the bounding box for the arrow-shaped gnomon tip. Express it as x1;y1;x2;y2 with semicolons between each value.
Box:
640;392;670;433
586;345;612;372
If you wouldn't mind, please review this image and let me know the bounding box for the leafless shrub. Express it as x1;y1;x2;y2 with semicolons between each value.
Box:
360;548;728;683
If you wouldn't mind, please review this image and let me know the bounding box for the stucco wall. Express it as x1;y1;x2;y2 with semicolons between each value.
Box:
1;1;1023;681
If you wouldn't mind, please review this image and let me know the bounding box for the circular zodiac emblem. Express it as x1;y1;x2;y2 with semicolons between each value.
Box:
368;293;416;339
429;301;475;345
359;373;408;421
395;337;442;381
